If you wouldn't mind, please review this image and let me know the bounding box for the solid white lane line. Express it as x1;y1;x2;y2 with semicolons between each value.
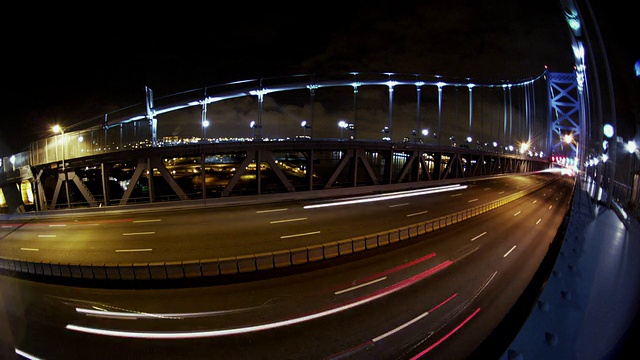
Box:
270;218;307;224
256;208;288;214
335;277;387;295
533;200;537;204
498;191;505;194
513;211;521;216
389;203;410;208
280;231;321;239
549;205;553;209
407;210;429;217
133;219;162;223
20;248;39;251
450;193;462;197
122;232;155;236
49;224;66;227
38;234;56;238
471;232;487;241
115;248;153;253
503;245;517;257
468;198;478;203
536;219;542;225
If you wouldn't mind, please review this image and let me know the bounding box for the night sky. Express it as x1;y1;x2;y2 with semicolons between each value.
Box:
1;0;636;156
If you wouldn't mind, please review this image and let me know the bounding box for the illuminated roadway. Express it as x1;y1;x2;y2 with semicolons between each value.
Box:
1;173;574;359
1;174;558;265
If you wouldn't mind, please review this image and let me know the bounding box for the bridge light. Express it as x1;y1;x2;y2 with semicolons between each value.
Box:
603;124;614;138
628;140;637;154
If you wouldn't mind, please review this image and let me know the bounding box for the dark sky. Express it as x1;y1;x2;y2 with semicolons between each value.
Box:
0;0;636;156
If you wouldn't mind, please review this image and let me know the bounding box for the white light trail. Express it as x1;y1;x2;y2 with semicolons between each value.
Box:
122;232;155;236
115;248;153;253
66;261;452;339
15;348;43;360
303;185;467;209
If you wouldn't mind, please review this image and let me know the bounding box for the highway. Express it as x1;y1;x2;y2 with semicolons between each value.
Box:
0;173;575;359
1;173;558;264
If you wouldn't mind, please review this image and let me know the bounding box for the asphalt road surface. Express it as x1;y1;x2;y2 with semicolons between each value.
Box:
1;173;575;359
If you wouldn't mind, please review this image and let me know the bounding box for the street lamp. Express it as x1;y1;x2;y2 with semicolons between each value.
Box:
300;120;311;138
201;119;210;142
338;120;348;141
53;125;71;208
628;140;637;185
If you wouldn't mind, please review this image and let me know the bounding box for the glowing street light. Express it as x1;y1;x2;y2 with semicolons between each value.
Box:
201;119;210;142
300;120;311;138
338;120;348;141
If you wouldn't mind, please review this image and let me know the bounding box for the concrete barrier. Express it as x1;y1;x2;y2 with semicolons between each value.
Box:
133;263;151;280
307;245;324;262
106;264;121;280
377;232;390;246
80;265;94;279
389;229;400;243
49;263;62;277
182;260;202;278
18;260;29;273
365;235;378;250
338;239;353;256
165;261;185;279
92;264;108;280
27;261;37;275
352;236;367;252
323;242;339;259
59;263;72;277
290;247;308;265
147;262;166;280
273;250;292;268
237;255;257;273
200;259;220;277
255;253;274;270
218;257;238;275
119;264;135;280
